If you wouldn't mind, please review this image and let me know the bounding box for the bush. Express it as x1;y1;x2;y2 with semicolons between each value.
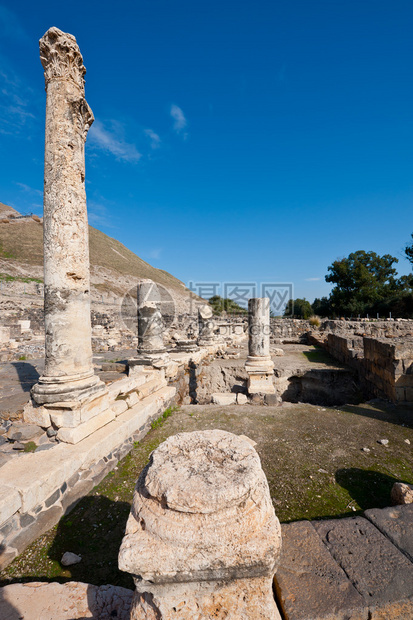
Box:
309;316;321;327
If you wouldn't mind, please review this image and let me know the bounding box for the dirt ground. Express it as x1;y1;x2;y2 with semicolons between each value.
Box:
1;398;412;588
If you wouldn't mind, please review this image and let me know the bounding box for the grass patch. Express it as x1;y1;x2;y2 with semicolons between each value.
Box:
23;442;37;453
0;272;43;284
302;346;338;365
150;405;179;430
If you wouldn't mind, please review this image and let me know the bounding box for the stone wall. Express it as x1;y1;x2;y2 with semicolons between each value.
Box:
310;329;413;404
363;338;413;402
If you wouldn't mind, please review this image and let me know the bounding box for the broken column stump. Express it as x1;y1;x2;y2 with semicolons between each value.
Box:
119;429;282;619
245;298;275;394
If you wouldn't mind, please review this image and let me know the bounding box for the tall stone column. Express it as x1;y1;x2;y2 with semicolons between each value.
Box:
31;27;105;405
245;298;275;394
119;430;282;619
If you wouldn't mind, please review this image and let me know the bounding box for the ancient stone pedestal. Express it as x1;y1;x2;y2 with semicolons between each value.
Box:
197;304;216;347
129;280;168;370
31;28;105;408
245;298;275;394
119;430;282;619
174;339;200;353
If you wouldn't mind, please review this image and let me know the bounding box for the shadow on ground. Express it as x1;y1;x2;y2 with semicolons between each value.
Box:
340;403;413;428
0;495;134;589
10;362;39;392
335;467;407;511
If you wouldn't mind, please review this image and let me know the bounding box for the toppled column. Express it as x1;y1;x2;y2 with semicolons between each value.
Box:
31;27;105;406
119;430;282;619
245;298;275;394
197;304;216;346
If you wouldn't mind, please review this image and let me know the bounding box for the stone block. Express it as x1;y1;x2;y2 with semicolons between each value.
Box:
61;479;94;514
275;521;365;620
46;390;110;428
22;401;51;427
364;504;413;562
11;505;63;555
314;516;413;605
138;377;167;399
0;547;17;571
237;393;248;404
0;443;83;513
212;392;237;405
111;400;129;417
107;374;149;400
126;391;139;407
0;581;133;620
391;482;413;505
0;485;21;526
57;409;115;444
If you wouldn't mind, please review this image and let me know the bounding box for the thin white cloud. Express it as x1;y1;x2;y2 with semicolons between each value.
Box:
144;128;161;149
0;69;36;135
170;104;187;135
148;248;162;260
88;120;142;163
15;182;43;197
87;200;116;229
304;277;322;281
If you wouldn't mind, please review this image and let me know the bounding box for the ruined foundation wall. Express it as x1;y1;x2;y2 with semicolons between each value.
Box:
363;338;413;403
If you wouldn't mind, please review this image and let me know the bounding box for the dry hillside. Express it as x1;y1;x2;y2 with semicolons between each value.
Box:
0;202;196;313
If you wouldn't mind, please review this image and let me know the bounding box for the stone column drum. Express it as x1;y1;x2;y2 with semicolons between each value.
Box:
197;304;216;346
119;430;282;619
245;298;275;394
137;279;167;357
32;27;105;405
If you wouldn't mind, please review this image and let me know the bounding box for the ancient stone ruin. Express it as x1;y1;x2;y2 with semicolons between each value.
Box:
245;297;275;394
119;430;282;619
0;23;413;620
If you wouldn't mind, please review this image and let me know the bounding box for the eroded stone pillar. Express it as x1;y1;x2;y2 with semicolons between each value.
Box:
31;27;105;405
136;280;167;356
119;430;282;619
245;298;275;394
197;304;216;346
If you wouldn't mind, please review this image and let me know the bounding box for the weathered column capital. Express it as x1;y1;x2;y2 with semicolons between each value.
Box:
40;27;86;91
119;430;282;618
39;27;94;141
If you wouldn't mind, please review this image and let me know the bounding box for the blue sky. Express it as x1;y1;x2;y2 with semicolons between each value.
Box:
0;0;412;306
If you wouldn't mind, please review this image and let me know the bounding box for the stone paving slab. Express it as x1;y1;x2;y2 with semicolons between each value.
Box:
364;504;413;563
313;516;413;606
275;520;366;620
0;581;133;620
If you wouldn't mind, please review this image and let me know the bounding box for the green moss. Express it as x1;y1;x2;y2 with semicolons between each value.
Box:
23;442;37;453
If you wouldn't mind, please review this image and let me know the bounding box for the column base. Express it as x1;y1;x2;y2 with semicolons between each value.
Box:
129;576;281;620
129;352;169;371
31;372;106;405
245;356;275;394
174;340;200;353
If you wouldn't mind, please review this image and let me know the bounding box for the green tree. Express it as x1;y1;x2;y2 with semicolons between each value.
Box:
208;295;247;316
284;298;313;319
405;234;413;267
312;296;331;318
325;250;400;316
